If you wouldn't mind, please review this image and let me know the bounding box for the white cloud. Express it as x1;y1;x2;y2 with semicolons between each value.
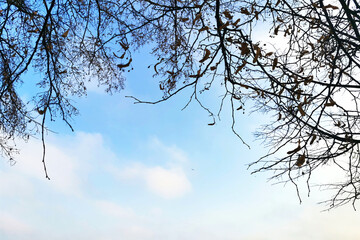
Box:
0;169;34;198
1;131;360;240
89;200;158;240
148;137;189;164
255;204;360;240
92;224;155;240
116;164;191;199
95;200;135;219
144;166;191;198
0;212;33;235
13;137;82;196
2;133;193;200
106;138;192;199
0;132;113;197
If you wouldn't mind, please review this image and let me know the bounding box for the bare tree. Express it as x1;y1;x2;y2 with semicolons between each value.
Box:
0;0;135;178
1;0;359;208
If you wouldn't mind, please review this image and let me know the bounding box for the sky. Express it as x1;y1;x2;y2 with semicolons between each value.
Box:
1;48;360;239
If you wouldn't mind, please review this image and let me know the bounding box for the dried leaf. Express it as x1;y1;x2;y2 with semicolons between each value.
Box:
310;134;316;145
226;37;233;42
223;10;233;20
253;46;261;63
232;18;240;26
154;62;161;74
240;84;249;89
274;25;280;35
299;50;309;58
324;98;336;107
199;49;211;63
296;153;306;167
37;108;45;115
240;42;250;55
193;12;202;24
287;145;301;155
278;87;284;95
298;104;306;116
189;69;202;78
304;76;313;85
27;28;39;33
219;21;230;30
117;58;132;68
199;26;209;32
240;8;251;15
62;29;69;38
119;42;129;50
113;52;125;59
234;60;247;74
272;57;278;70
324;4;339;9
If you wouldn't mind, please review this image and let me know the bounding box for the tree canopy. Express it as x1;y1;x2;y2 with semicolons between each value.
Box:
1;0;360;209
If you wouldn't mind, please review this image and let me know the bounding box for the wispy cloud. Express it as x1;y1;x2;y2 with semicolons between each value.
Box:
95;200;136;219
1;132;360;240
0;212;33;236
116;164;191;199
108;137;192;199
148;137;189;164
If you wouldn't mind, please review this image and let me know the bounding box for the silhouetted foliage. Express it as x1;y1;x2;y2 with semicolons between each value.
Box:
1;0;359;209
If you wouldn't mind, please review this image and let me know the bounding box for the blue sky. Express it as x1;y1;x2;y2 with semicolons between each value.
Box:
1;49;360;239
